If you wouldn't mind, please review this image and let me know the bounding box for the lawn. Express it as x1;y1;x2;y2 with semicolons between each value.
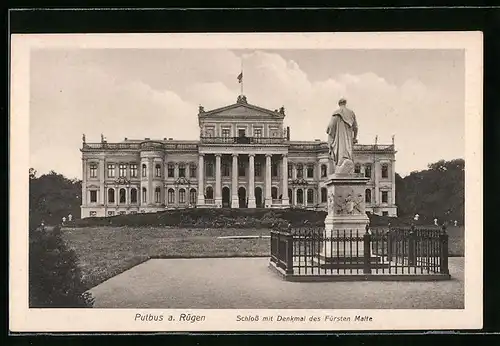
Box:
62;225;464;290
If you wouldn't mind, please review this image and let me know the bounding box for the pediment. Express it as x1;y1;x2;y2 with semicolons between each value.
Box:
199;102;285;118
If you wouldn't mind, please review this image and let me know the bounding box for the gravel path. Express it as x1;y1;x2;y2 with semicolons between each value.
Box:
90;257;464;309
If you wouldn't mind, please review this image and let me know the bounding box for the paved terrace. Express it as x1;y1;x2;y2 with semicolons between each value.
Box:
90;257;463;309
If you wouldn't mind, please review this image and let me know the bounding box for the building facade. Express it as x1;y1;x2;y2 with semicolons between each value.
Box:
81;95;397;218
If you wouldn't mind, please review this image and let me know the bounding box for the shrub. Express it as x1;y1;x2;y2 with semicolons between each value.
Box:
29;225;94;308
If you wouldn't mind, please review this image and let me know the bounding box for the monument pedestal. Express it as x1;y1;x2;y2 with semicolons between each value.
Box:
316;173;377;268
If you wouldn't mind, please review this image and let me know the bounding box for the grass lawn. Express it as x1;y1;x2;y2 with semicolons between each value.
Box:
63;225;464;290
62;227;271;289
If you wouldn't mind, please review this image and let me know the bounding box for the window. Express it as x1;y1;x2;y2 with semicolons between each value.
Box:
297;189;304;204
190;188;197;204
107;211;115;217
178;164;186;178
272;162;278;177
130;164;137;178
382;211;389;216
107;164;115;178
205;128;214;137
119;188;126;203
288;164;293;178
189;164;197;178
168;163;175;177
382;191;389;203
168;188;175;204
206;186;214;199
321;164;327;178
142;164;147;177
365;164;372;178
90;190;97;203
130;188;138;203
296;164;303;178
254;128;262;137
155;187;161;203
206;162;214;177
381;164;389;178
130;211;137;215
222;128;231;137
179;188;186;203
321;188;327;203
90;163;97;178
306;164;314;178
155;164;162;178
119;211;126;215
238;161;245;177
119;164;127;177
255;162;262;177
307;189;314;204
270;128;278;137
222;162;230;177
108;188;115;203
365;189;372;203
288;189;292;201
238;129;246;137
271;187;278;199
142;188;147;203
354;163;361;174
89;211;97;217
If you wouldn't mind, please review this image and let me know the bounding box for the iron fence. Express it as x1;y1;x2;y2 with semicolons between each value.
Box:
270;225;449;277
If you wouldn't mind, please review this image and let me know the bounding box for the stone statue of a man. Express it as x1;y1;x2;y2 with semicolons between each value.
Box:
326;98;358;174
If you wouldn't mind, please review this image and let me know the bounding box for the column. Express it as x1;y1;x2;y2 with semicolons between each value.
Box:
215;154;222;207
248;154;256;208
197;154;204;205
99;158;105;206
281;154;289;206
265;154;272;207
231;154;239;208
82;159;87;206
148;158;153;205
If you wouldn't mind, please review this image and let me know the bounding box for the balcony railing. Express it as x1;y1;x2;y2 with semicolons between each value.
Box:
288;142;395;152
82;142;198;151
200;136;285;145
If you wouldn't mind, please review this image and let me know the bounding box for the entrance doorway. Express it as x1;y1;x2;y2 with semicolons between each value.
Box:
238;187;247;208
255;187;263;208
222;187;230;207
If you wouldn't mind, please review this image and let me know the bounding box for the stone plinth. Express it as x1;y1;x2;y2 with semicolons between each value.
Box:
319;173;371;266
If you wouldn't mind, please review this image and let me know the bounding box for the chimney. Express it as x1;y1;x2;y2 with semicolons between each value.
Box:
163;137;167;141
168;138;173;140
286;126;290;141
124;137;128;141
145;137;150;140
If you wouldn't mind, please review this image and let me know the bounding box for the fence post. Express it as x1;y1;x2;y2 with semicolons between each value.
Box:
408;224;416;266
285;232;294;275
387;223;393;262
440;225;449;275
363;227;372;275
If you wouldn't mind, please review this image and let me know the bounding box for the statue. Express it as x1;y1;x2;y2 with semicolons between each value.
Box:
198;105;205;113
101;133;105;142
326;98;358;174
82;133;86;143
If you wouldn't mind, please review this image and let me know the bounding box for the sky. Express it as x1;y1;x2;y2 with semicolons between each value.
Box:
29;48;464;179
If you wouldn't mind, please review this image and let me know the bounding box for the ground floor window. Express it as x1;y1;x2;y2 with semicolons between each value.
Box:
307;189;314;204
131;188;138;203
119;188;126;203
271;186;278;199
168;188;175;203
382;211;389;216
382;191;389;203
155;187;161;203
142;188;147;203
179;188;186;203
108;188;115;203
206;186;214;199
321;187;327;203
190;188;197;204
90;190;97;203
119;211;126;215
365;189;372;203
297;189;304;204
89;211;97;217
107;211;115;217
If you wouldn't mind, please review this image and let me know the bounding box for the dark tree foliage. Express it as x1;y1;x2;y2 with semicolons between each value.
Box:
395;159;464;224
29;169;82;227
29;225;94;308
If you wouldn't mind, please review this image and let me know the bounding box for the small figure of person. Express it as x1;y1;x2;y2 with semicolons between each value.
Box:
413;213;419;221
454;220;458;227
62;216;66;224
434;218;438;226
68;213;73;222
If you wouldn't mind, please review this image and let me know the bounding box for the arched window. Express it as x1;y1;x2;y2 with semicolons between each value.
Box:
321;164;327;178
119;188;126;203
108;188;115;203
142;164;147;177
321;187;327;203
189;188;197;204
271;186;278;199
288;188;292;202
365;164;372;178
130;188;138;203
142;187;147;203
354;163;361;174
381;164;389;178
297;189;304;204
365;189;372;204
307;189;314;204
168;188;175;204
155;187;161;203
179;188;186;204
206;186;214;199
155;164;162;178
296;164;303;178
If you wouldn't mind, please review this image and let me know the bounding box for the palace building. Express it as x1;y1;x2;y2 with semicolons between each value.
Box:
80;95;397;218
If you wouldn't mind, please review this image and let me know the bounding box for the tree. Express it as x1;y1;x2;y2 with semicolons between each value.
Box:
29;225;94;308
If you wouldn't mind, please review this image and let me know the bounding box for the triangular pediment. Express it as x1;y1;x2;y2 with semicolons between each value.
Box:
199;99;285;118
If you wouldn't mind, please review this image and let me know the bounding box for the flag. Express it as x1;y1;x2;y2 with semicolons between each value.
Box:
237;72;243;83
